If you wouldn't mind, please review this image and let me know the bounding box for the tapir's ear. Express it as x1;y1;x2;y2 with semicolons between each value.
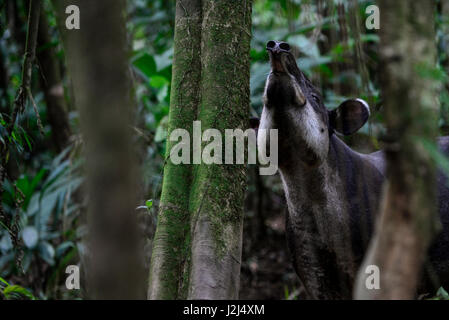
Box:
329;99;370;135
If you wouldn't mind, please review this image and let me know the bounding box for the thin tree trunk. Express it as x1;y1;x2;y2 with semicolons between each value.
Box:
53;0;144;299
7;0;41;137
1;0;41;257
354;1;440;299
187;0;252;300
37;10;71;152
148;0;202;300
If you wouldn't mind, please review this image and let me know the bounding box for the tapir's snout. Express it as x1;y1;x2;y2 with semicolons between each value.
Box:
266;40;294;74
266;40;291;54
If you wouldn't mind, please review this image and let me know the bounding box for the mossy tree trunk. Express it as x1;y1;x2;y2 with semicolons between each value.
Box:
53;0;144;299
149;0;252;300
187;0;251;300
354;1;440;299
148;0;202;300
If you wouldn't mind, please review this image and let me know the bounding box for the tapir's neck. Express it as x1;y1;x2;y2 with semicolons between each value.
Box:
279;135;351;208
279;135;383;278
279;134;381;205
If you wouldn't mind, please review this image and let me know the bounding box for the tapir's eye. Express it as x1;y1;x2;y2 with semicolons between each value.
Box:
311;95;320;103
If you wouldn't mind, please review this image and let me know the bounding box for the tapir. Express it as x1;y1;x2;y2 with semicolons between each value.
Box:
256;40;449;299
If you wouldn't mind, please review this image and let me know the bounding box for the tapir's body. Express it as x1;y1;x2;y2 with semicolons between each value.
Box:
283;134;449;299
258;40;449;299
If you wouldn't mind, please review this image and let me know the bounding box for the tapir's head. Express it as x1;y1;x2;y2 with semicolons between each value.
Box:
258;40;370;169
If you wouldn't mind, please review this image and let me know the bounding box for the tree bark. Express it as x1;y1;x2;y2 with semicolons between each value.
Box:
149;0;252;300
53;0;144;299
187;0;252;300
354;1;440;299
37;10;71;152
148;0;202;300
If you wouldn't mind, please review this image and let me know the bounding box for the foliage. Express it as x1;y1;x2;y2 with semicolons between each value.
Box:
0;276;36;300
0;145;83;299
428;287;449;300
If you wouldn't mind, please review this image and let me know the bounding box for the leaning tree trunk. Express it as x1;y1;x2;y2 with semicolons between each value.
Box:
354;1;440;299
187;0;252;299
148;0;202;300
37;10;71;152
53;0;144;299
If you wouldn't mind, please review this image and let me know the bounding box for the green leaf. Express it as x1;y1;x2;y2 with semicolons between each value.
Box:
37;190;60;231
22;226;39;249
0;277;9;286
17;169;47;211
146;199;153;209
132;53;157;79
52;146;73;168
3;285;35;300
149;75;169;89
43;159;70;190
55;241;74;258
436;286;449;300
0;234;13;251
21;128;33;151
38;241;55;265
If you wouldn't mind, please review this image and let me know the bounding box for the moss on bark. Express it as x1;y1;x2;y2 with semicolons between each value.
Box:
148;0;202;300
187;0;252;300
150;0;252;300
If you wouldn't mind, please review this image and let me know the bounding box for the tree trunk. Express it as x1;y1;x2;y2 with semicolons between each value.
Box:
148;0;202;300
53;0;144;299
37;10;71;152
187;0;252;300
148;0;252;300
354;1;440;299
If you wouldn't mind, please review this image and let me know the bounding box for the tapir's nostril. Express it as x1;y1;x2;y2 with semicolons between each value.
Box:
279;42;291;52
266;40;291;54
267;40;276;50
